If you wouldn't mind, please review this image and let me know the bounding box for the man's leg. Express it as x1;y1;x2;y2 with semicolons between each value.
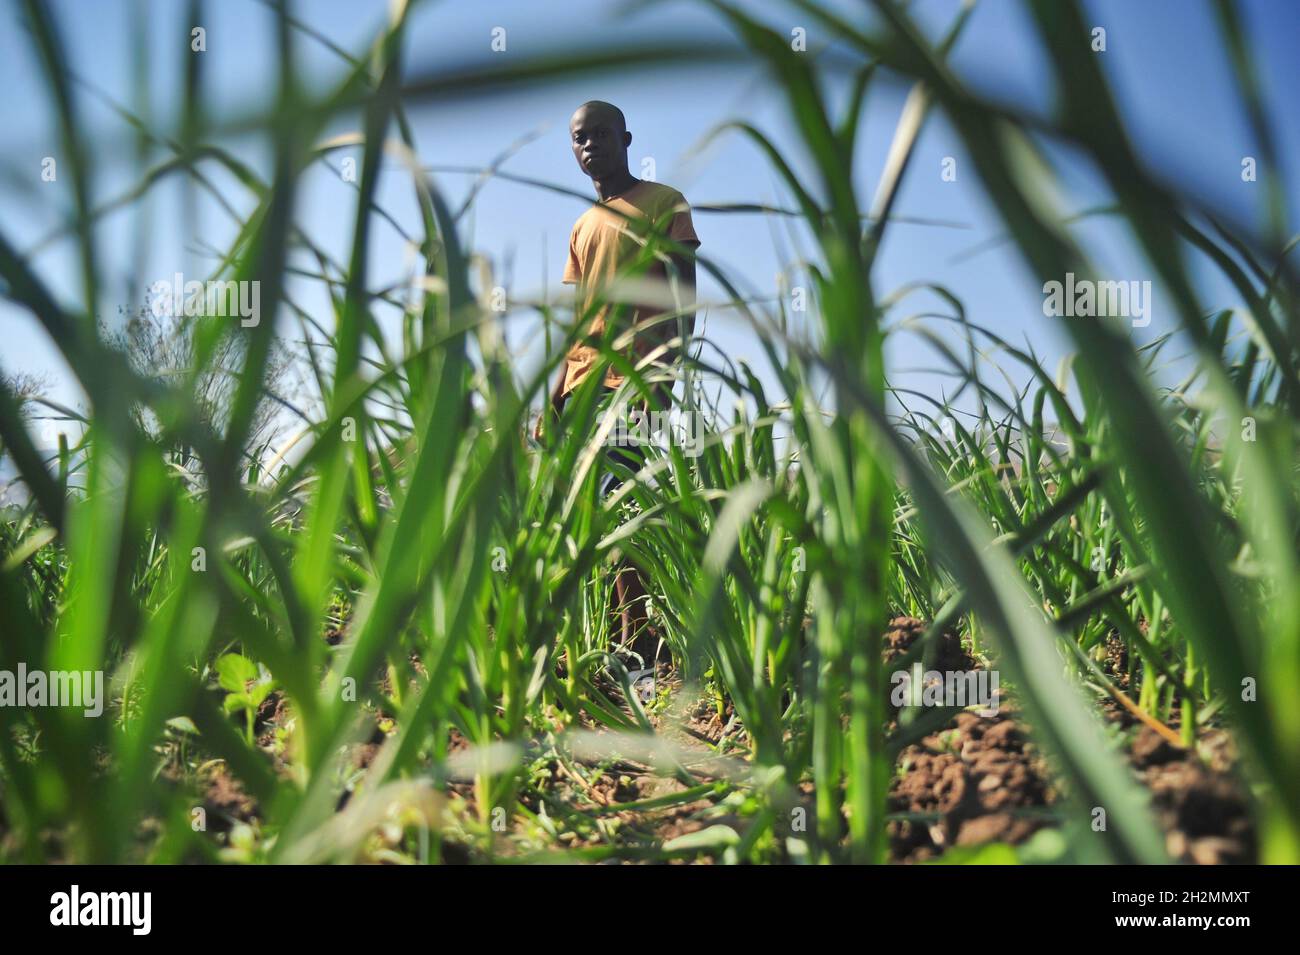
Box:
598;385;662;663
612;560;658;664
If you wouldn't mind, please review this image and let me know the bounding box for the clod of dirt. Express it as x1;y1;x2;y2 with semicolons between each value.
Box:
955;813;1042;847
1141;755;1255;863
884;617;1054;862
889;707;1056;862
202;769;257;834
1130;726;1183;767
882;616;974;672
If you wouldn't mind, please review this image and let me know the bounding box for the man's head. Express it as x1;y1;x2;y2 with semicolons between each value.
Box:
569;101;631;181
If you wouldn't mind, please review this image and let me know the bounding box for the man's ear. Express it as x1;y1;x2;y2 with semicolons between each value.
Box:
623;131;633;149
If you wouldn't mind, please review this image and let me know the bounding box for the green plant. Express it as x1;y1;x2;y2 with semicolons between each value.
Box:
216;654;276;746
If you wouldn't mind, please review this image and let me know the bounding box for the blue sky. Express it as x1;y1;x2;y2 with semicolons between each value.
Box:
1;0;1296;447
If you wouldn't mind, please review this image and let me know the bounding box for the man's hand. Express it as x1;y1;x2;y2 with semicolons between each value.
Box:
535;371;566;442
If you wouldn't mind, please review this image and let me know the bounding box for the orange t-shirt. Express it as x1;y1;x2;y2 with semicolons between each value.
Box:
560;180;700;396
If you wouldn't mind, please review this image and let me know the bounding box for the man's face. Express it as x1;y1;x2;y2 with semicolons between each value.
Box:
570;105;628;180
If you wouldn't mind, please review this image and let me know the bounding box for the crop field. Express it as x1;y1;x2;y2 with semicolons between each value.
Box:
1;0;1298;872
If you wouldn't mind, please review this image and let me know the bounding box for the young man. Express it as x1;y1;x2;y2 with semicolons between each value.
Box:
541;99;700;662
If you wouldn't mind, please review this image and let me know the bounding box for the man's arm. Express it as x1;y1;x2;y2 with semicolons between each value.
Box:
548;365;567;418
535;364;567;442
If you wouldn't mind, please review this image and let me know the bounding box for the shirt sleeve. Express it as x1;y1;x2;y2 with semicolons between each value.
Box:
562;226;580;285
668;202;700;248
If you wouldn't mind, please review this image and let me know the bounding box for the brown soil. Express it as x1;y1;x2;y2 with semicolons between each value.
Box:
882;616;974;673
889;707;1057;861
496;615;1258;864
885;616;1053;861
177;616;1257;864
882;617;1255;863
685;694;747;748
201;767;258;834
1129;725;1254;863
